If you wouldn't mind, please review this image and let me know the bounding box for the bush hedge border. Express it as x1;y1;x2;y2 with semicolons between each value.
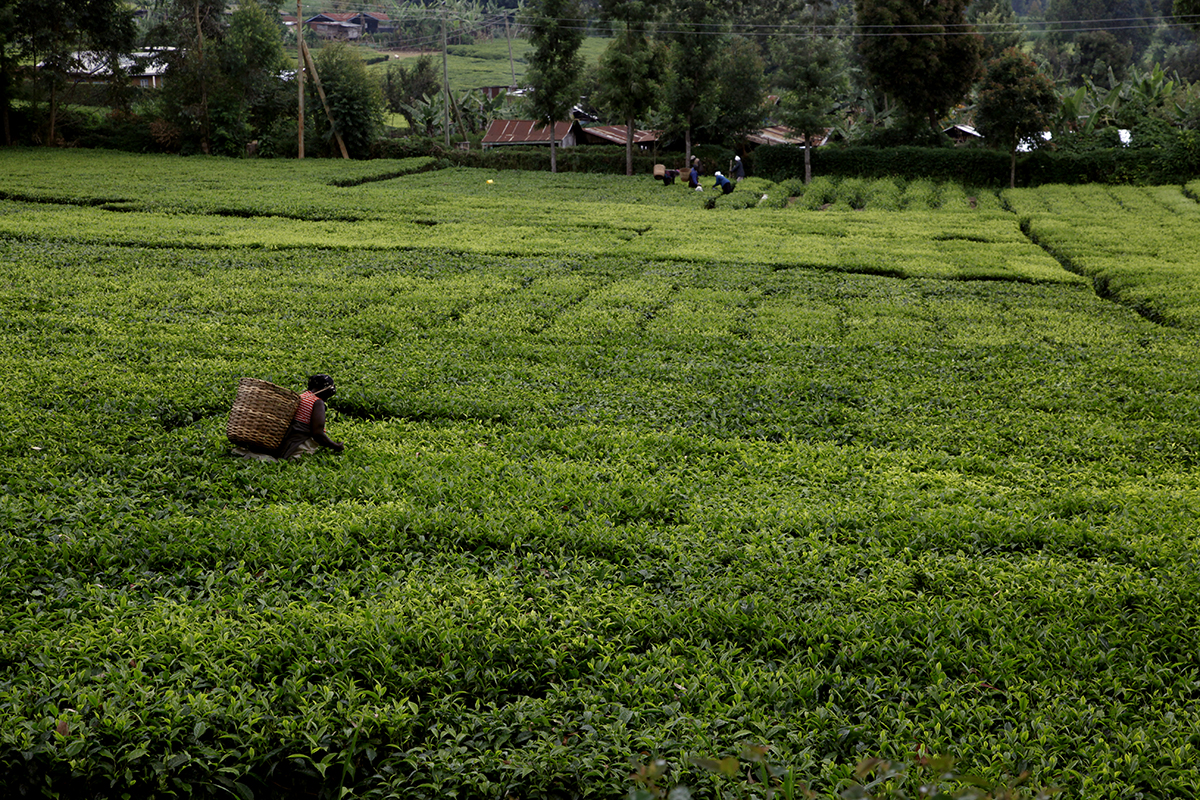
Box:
750;137;1200;187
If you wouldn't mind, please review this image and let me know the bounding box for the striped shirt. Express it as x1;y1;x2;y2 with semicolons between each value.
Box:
295;391;318;425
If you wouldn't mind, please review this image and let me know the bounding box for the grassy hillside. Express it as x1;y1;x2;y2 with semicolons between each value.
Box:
373;37;611;93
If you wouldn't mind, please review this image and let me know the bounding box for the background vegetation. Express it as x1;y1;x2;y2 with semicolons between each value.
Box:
6;0;1200;186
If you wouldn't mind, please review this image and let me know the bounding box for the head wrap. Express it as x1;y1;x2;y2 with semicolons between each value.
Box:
307;374;335;393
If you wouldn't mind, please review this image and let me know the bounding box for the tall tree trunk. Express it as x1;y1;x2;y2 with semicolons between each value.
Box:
47;80;57;146
1009;149;1017;189
550;120;557;173
1;41;10;146
195;0;210;155
804;140;812;184
625;115;634;177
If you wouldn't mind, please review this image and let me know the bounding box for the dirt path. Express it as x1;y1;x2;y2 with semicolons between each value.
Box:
379;49;438;59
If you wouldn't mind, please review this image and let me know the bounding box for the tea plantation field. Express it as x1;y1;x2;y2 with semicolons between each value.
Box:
2;150;1200;799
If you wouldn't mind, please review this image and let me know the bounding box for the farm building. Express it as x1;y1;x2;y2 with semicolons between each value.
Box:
579;125;662;149
746;125;821;147
481;119;583;150
304;11;392;39
44;49;172;89
944;123;983;144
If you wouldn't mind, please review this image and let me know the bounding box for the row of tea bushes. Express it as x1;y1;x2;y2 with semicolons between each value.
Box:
1004;183;1200;327
5;154;1200;797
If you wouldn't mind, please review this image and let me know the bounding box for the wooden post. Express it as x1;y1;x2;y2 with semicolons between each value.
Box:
195;0;210;154
300;39;350;159
441;3;450;149
505;13;516;91
297;0;304;158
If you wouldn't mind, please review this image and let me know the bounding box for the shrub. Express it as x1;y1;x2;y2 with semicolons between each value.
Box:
311;43;385;159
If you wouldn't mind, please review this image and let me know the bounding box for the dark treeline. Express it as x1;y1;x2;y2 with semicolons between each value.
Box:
2;0;1199;185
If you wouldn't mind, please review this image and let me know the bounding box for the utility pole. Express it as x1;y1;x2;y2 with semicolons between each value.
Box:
297;0;304;158
505;12;516;91
441;2;450;149
301;40;351;159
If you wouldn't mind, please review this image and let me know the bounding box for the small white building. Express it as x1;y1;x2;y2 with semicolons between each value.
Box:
46;49;172;89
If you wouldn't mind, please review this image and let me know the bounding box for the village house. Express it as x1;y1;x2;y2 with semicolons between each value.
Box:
304;11;392;40
481;119;583;150
944;123;983;145
578;125;661;149
746;125;822;148
46;49;172;89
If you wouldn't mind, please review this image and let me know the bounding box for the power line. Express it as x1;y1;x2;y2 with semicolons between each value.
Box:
330;2;1200;30
302;4;1200;43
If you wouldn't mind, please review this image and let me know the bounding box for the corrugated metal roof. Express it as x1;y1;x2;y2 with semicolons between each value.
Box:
580;125;661;145
747;126;824;147
48;49;171;79
307;12;356;22
482;120;576;146
305;12;390;22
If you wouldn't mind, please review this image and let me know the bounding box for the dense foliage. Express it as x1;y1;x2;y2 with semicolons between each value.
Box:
973;49;1061;188
310;43;385;160
2;151;1200;799
853;0;983;133
0;0;136;145
753;138;1200;186
9;0;1200;172
523;0;587;171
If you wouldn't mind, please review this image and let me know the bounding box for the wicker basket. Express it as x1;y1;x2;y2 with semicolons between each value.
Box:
653;163;665;178
226;378;300;451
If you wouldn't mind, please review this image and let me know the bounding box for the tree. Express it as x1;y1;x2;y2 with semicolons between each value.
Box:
969;0;1024;61
1074;30;1134;84
662;0;728;165
311;43;384;159
153;0;227;154
707;35;767;151
220;2;289;149
1047;0;1156;58
854;0;983;135
0;1;14;144
773;24;845;183
975;47;1059;187
2;0;135;145
594;0;663;176
146;0;296;156
1178;0;1200;31
524;0;586;173
384;54;441;128
729;0;819;76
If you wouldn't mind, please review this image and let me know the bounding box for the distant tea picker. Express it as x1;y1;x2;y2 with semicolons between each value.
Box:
227;374;345;462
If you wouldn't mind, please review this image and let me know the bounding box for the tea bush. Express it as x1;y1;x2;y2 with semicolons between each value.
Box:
3;151;1200;799
1005;183;1200;326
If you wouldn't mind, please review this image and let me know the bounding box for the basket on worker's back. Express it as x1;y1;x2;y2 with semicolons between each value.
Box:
226;378;300;451
653;164;665;178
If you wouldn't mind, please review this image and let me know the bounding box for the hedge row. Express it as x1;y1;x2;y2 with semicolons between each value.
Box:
15;103;1200;186
371;139;684;174
373;136;1200;186
752;136;1200;187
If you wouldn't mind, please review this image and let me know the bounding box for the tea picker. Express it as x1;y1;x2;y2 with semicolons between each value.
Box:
227;374;345;462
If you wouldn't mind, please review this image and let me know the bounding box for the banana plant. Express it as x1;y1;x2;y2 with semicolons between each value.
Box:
454;87;506;134
400;92;450;139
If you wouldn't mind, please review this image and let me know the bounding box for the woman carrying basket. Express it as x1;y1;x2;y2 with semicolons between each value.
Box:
276;374;345;460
